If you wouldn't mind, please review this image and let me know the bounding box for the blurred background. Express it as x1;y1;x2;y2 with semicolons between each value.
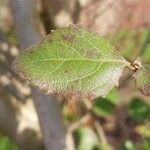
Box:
0;0;150;150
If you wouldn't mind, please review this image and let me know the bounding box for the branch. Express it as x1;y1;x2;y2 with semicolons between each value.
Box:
9;0;67;150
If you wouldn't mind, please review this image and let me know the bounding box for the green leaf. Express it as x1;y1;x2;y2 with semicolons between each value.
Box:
118;141;136;150
76;127;99;150
136;125;150;138
13;25;128;100
99;143;113;150
93;97;116;117
0;136;18;150
142;139;150;150
142;44;150;63
106;88;120;105
110;29;150;61
128;98;150;122
134;65;150;96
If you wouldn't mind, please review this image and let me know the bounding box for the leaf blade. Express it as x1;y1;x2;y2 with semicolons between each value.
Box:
134;65;150;96
13;25;128;99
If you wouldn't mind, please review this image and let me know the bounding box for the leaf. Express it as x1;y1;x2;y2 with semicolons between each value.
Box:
106;88;120;105
118;141;136;150
142;44;150;63
136;125;150;138
128;98;150;122
13;25;128;100
93;97;116;117
134;65;150;96
0;136;18;150
76;127;99;150
99;144;113;150
142;139;150;150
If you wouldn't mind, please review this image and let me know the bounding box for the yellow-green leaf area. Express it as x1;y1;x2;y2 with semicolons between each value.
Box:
13;25;128;100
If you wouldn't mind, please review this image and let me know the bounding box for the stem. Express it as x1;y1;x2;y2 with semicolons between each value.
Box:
126;61;142;72
68;113;91;133
9;0;67;149
94;121;107;144
126;63;136;71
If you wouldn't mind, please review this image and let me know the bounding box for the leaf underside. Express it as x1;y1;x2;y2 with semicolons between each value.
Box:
134;65;150;97
13;25;128;100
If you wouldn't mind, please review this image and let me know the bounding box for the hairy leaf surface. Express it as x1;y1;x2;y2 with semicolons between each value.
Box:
134;65;150;96
13;25;128;100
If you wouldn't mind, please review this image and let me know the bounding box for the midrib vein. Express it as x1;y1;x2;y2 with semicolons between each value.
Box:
29;58;126;63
